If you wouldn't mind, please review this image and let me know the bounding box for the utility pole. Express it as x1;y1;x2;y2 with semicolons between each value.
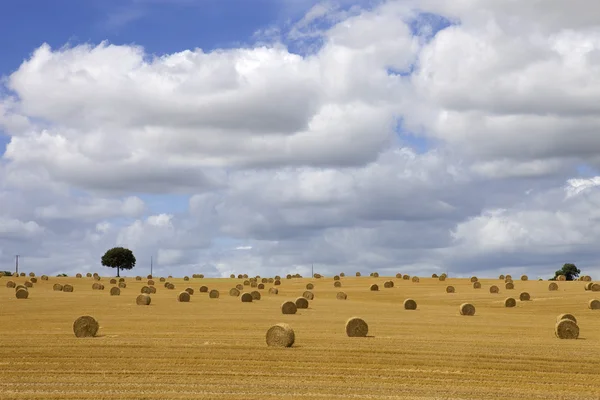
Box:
312;263;314;278
15;255;19;275
150;256;153;276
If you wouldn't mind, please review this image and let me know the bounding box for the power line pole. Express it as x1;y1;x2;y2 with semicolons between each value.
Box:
311;263;314;278
150;256;153;276
15;255;19;275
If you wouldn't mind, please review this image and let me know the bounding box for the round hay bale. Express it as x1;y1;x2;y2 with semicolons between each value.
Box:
269;288;279;295
490;285;499;294
147;275;152;279
185;287;194;295
519;292;531;301
582;275;592;282
258;283;265;289
473;282;481;289
110;279;117;284
431;273;438;278
588;299;600;310
303;291;314;300
15;285;26;291
504;297;516;307
333;275;340;281
164;281;170;288
281;301;297;314
118;282;126;289
266;323;295;347
41;275;48;281
168;275;173;279
505;282;514;290
395;273;402;278
159;277;166;282
99;284;105;290
63;284;74;292
251;291;261;300
86;273;92;278
557;313;577;324
236;284;244;290
178;291;190;302
295;297;309;308
355;272;361;277
94;275;101;281
183;276;189;281
412;276;420;283
585;282;594;290
110;287;121;296
135;276;142;281
230;274;235;278
274;280;281;286
306;283;314;290
243;280;250;286
383;281;393;288
557;275;566;281
520;275;528;281
345;317;368;337
209;289;219;298
166;283;175;290
268;278;274;283
548;282;559;291
372;272;379;278
148;280;155;286
438;275;446;281
53;283;64;291
261;278;268;283
369;284;379;291
149;286;156;294
118;278;125;282
243;274;248;279
30;278;37;283
446;285;455;293
459;303;476;316
24;281;33;288
73;316;99;338
340;273;345;277
141;286;151;294
250;281;258;288
199;286;209;293
505;274;512;281
403;298;417;310
28;272;35;277
91;283;100;290
15;288;29;299
19;272;25;277
229;288;240;296
286;274;292;279
336;291;347;300
93;273;99;277
136;294;151;305
499;274;505;280
237;274;243;279
591;283;600;292
334;281;342;288
6;281;16;288
76;273;82;278
470;276;478;283
241;292;253;302
555;319;579;339
402;274;410;280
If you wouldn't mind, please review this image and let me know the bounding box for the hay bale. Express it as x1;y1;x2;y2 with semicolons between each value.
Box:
555;319;579;339
164;281;170;288
6;281;15;288
237;274;243;279
431;273;438;278
229;288;241;296
268;278;274;283
395;273;402;278
178;291;191;302
438;275;446;281
63;284;74;292
412;276;420;283
402;274;410;280
345;317;368;337
148;280;155;286
118;278;125;282
149;286;156;294
243;280;250;286
99;284;105;290
41;275;48;281
266;323;295;347
168;275;173;278
256;283;264;290
588;299;600;310
274;280;281;286
549;282;559;291
340;273;345;277
372;272;379;278
159;277;166;282
85;273;92;277
281;301;297;314
141;286;151;294
356;272;361;277
473;282;481;289
110;279;117;284
15;288;29;299
183;276;189;281
251;291;261;300
505;282;514;290
209;289;219;298
166;283;175;290
557;275;566;281
504;297;516;307
499;274;505;280
28;272;35;277
19;272;25;277
303;291;314;300
269;288;279;295
110;287;121;296
118;282;126;289
261;278;268;283
519;292;531;301
200;286;209;293
333;275;340;281
585;282;594;290
403;298;417;310
251;281;258;288
136;294;151;305
241;292;253;302
369;284;379;291
505;274;512;281
185;287;194;295
243;274;248;279
136;276;142;281
336;291;347;300
236;284;244;290
73;316;99;338
286;274;292;279
459;303;476;316
306;283;314;290
295;297;309;308
15;285;26;291
147;275;153;279
91;283;100;290
53;283;64;291
490;285;499;293
230;274;235;278
582;275;592;282
446;285;455;293
24;281;33;288
76;273;82;278
334;281;342;288
520;275;528;281
383;281;393;288
591;283;600;292
470;276;478;283
94;275;101;281
30;278;37;283
557;313;577;324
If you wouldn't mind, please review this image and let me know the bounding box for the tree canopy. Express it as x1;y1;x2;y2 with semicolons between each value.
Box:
101;247;136;277
551;263;580;281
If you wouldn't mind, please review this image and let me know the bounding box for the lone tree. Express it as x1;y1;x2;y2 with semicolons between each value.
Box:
551;263;581;281
101;247;136;277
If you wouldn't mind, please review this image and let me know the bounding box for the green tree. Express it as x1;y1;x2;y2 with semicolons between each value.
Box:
551;263;581;281
101;247;136;277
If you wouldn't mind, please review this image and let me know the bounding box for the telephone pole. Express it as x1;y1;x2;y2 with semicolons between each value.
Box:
150;256;153;276
311;263;314;278
15;255;19;275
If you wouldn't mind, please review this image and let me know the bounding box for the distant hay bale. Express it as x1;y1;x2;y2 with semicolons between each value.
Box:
432;273;438;278
148;280;155;286
356;272;361;277
76;273;82;278
41;275;48;281
237;274;243;279
149;286;156;294
588;299;600;310
459;303;476;316
591;283;600;292
241;292;253;302
505;282;514;290
15;285;26;291
303;291;314;300
336;291;347;300
505;275;512;281
209;290;219;299
136;294;151;305
266;323;295;347
438;275;446;281
118;282;126;289
198;274;204;279
557;313;577;324
236;284;244;290
333;275;340;281
178;291;191;302
53;283;64;291
94;275;101;281
261;278;268;283
230;274;235;279
369;284;379;291
295;297;309;308
136;276;142;281
229;288;240;296
306;283;314;290
91;283;100;290
244;280;250;286
24;281;33;288
73;316;99;338
403;298;417;310
396;273;402;278
585;282;594;290
499;274;505;280
258;283;265;289
555;319;579;339
345;317;368;337
372;272;379;278
159;277;166;282
166;283;175;290
185;287;194;295
402;274;410;280
29;272;35;277
269;288;279;294
15;288;29;299
251;291;261;300
334;281;342;288
446;285;455;293
243;274;248;279
519;292;531;301
286;274;292;279
110;279;117;284
490;285;499;294
93;273;99;277
164;281;170;288
504;297;516;307
470;276;478;283
183;276;189;281
582;275;592;282
268;278;274;283
199;286;208;293
147;275;152;279
473;282;481;289
99;284;105;290
19;272;25;277
274;280;281;286
412;276;420;283
440;273;447;278
314;274;322;279
281;301;297;314
251;281;258;288
548;282;559;291
557;275;566;281
340;273;345;277
383;281;393;288
141;286;151;294
6;280;16;288
521;275;528;281
63;284;73;292
168;275;173;278
274;275;281;280
118;278;125;282
110;287;121;296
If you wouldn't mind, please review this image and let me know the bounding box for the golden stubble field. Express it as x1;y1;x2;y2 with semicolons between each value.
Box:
0;274;599;400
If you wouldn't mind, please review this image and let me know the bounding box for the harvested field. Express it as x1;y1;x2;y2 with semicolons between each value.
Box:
0;275;599;399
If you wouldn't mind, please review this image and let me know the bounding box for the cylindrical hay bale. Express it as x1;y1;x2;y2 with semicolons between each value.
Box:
356;272;361;277
236;284;244;290
237;274;243;279
281;301;297;314
251;281;258;288
28;272;35;277
505;282;514;290
136;276;142;281
118;282;126;288
557;275;566;281
19;272;25;277
274;280;281;286
148;280;155;286
403;298;417;310
583;275;592;281
383;281;393;288
243;280;250;286
199;286;208;293
185;287;194;295
412;276;420;283
519;292;531;301
258;283;265;289
94;275;101;281
470;276;478;283
164;281;170;288
183;276;189;281
499;274;505;280
251;291;261;300
24;281;33;288
334;281;342;288
110;287;121;296
269;288;279;295
473;282;481;289
505;274;512;281
136;294;151;305
286;274;292;279
549;282;559;291
119;278;125;282
53;283;64;291
92;283;100;290
16;288;29;299
336;291;347;300
159;277;166;282
504;297;516;307
557;313;577;324
340;273;345;277
76;273;82;278
438;275;446;281
73;316;99;338
230;274;235;279
141;286;151;294
402;274;410;280
6;281;16;288
521;275;528;281
345;317;368;337
333;275;340;281
229;288;240;296
261;278;268;283
446;285;455;293
396;273;402;278
166;283;175;290
209;289;219;298
490;285;499;294
459;303;476;316
431;273;438;278
588;299;600;310
15;285;26;291
99;284;105;290
585;282;594;290
295;297;309;309
591;283;600;292
168;275;173;279
268;278;274;283
241;292;253;302
372;272;379;278
147;274;153;279
303;291;314;300
555;319;579;339
369;284;379;291
41;275;48;281
63;284;74;292
266;323;295;347
178;291;190;302
110;279;117;284
149;286;156;294
306;283;314;290
30;278;38;283
86;273;92;278
243;274;248;279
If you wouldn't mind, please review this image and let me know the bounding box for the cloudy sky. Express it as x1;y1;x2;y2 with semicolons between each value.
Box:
1;0;599;279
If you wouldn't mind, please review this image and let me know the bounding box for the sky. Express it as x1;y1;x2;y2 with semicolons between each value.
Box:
1;0;600;279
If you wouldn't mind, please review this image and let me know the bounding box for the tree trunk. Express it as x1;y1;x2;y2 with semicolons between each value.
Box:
117;267;120;277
